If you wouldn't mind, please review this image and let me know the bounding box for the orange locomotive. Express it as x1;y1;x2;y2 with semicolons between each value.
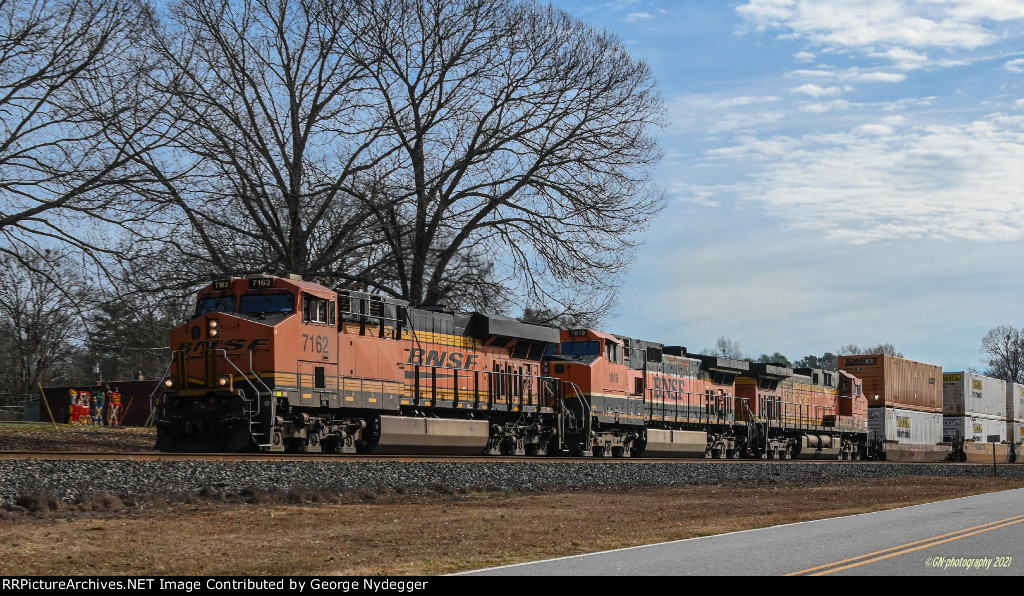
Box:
543;329;869;459
155;275;583;454
735;365;869;459
543;329;747;457
156;274;869;458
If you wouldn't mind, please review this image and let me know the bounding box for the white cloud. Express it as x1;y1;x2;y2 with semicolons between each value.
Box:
880;97;935;112
669;183;731;208
623;12;652;23
801;99;852;112
856;123;892;135
868;47;929;70
602;0;643;9
791;83;842;97
692;113;1024;243
788;67;907;83
1006;58;1024;73
667;94;785;134
794;51;816;62
682;95;782;109
855;71;907;83
737;0;1024;67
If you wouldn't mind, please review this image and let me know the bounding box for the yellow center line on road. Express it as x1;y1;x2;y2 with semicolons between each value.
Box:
786;512;1024;576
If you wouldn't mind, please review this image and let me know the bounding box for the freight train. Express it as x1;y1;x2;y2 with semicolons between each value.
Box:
155;274;875;459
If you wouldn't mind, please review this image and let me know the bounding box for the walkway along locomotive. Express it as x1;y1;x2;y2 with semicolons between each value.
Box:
155;275;869;458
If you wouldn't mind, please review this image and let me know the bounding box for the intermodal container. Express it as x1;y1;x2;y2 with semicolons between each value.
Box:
838;355;942;412
942;372;1005;418
868;406;943;445
1007;382;1024;422
942;414;1005;443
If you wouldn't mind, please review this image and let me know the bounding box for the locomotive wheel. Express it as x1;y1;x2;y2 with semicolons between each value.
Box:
321;437;339;454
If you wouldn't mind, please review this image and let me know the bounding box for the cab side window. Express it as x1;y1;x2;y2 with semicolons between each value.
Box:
302;294;335;325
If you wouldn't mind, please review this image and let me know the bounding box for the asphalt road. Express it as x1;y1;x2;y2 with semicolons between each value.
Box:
461;488;1024;576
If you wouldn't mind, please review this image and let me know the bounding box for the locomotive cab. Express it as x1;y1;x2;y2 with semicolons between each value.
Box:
544;329;660;457
157;275;304;452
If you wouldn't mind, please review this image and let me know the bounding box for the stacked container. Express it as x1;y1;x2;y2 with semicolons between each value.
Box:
1007;382;1024;446
838;354;942;446
942;372;1006;443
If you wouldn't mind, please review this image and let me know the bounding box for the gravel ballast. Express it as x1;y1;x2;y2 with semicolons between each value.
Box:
1;460;1022;506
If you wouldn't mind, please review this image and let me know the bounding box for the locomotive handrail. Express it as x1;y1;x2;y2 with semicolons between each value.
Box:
203;348;271;419
741;398;768;457
564;381;591;453
247;350;274;397
144;356;175;427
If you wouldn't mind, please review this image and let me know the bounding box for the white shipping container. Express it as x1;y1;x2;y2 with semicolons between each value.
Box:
1006;382;1024;421
868;406;943;445
943;415;1006;443
943;372;1006;418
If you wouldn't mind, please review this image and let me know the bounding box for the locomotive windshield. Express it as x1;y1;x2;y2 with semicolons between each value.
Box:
560;340;600;356
197;295;235;315
240;293;294;314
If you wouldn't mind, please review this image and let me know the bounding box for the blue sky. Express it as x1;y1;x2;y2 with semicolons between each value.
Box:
546;0;1024;371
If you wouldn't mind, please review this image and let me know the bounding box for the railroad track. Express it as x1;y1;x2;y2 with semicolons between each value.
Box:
0;450;915;464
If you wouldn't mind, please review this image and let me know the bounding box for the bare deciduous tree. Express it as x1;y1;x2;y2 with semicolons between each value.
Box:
0;0;157;261
125;0;396;287
350;0;664;316
0;250;87;397
838;343;902;358
980;325;1024;384
705;336;742;359
126;0;663;323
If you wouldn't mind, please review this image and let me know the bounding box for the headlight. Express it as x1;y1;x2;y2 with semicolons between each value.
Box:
164;378;174;389
218;375;230;387
208;318;219;338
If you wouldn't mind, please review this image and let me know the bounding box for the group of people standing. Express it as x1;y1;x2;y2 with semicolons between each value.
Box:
68;384;123;426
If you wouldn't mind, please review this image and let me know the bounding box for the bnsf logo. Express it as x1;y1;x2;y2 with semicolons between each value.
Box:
651;376;686;392
176;339;271;352
406;348;479;370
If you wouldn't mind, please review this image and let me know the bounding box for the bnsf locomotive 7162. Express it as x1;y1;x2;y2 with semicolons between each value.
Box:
155;274;869;458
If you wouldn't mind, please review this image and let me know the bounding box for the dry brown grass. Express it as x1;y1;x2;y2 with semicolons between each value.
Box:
1;477;1022;576
2;424;1022;575
0;424;156;452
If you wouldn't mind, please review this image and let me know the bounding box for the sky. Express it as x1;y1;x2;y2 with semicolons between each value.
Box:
545;0;1024;372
